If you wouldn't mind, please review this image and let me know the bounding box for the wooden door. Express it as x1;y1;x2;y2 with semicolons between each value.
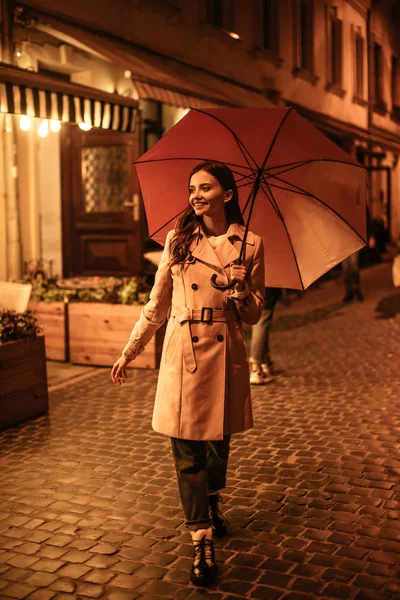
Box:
61;125;142;277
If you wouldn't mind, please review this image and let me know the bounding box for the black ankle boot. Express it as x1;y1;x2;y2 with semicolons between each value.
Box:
209;494;228;538
190;535;217;586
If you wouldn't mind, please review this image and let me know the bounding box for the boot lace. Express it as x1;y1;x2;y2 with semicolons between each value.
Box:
193;537;214;568
204;538;214;567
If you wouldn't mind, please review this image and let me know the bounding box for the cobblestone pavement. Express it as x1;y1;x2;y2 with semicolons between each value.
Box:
1;260;400;600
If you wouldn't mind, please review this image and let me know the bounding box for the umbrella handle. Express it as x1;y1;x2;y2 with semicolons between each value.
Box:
210;273;237;291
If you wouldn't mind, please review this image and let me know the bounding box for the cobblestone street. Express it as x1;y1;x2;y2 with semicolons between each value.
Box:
1;260;400;600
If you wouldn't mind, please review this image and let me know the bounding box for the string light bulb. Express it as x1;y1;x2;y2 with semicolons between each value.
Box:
78;121;92;131
19;115;31;131
50;120;61;133
38;119;49;138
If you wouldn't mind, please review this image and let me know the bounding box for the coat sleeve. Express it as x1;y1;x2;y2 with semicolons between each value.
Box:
121;230;173;359
228;234;265;325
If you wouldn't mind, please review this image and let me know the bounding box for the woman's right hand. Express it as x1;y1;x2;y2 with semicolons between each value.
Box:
111;355;132;385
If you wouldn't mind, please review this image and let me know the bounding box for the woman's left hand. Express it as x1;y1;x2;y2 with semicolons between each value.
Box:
230;263;247;292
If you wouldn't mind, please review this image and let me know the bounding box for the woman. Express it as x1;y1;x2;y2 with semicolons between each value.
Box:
111;161;264;586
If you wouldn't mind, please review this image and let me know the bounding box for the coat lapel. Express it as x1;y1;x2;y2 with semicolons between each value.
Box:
190;235;227;277
214;224;255;268
189;224;256;276
213;236;240;268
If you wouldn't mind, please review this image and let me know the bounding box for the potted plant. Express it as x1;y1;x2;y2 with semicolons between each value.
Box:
0;310;49;429
68;276;165;369
25;273;165;369
28;279;70;362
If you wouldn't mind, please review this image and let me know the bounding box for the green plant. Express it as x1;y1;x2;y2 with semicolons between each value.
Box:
117;277;151;305
42;286;76;302
13;275;152;305
0;310;42;344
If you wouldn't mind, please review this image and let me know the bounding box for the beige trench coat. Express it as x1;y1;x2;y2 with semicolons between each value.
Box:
122;223;265;441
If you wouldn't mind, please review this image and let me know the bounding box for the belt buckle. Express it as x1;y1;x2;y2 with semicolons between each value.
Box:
201;307;213;323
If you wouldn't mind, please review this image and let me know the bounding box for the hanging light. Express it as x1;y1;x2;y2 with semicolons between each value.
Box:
50;120;61;133
38;119;49;138
78;120;92;131
19;115;31;131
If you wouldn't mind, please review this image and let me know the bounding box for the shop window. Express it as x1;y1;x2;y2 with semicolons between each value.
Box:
373;43;386;113
354;32;364;100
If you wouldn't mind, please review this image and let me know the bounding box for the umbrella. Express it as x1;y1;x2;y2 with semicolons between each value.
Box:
135;107;367;290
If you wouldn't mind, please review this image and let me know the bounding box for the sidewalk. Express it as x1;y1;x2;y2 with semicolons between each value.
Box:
0;258;399;600
46;363;100;392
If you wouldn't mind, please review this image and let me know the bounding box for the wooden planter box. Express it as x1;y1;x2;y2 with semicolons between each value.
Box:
68;303;166;369
28;301;67;362
0;336;49;429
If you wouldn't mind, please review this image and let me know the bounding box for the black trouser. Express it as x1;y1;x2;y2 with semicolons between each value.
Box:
171;436;231;531
342;251;361;295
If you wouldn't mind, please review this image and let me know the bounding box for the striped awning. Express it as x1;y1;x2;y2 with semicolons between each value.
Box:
133;79;222;109
0;62;138;132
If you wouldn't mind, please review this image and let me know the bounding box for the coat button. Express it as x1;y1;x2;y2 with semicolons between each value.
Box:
217;334;224;342
192;336;199;343
191;283;198;290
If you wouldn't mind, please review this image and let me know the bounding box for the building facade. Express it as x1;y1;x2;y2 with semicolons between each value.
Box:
0;0;399;282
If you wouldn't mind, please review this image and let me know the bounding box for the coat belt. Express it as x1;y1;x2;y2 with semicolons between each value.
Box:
170;306;239;374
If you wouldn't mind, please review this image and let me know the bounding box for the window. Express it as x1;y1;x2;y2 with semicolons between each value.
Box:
206;0;223;27
373;42;385;110
260;0;279;54
205;0;234;30
140;100;163;152
354;32;364;99
299;0;314;71
82;146;129;213
391;56;400;120
329;7;343;87
391;56;400;107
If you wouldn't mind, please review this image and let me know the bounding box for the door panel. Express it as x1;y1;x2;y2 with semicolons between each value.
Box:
61;125;142;277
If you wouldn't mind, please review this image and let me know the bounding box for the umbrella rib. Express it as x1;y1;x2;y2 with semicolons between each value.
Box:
264;158;366;183
261;107;294;171
264;180;315;197
262;180;306;291
236;171;259;187
134;156;256;175
270;173;368;245
148;207;187;240
264;160;315;180
191;108;260;176
240;108;295;218
266;157;365;171
257;177;283;218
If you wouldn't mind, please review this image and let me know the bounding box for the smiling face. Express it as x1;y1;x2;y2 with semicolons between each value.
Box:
189;170;233;218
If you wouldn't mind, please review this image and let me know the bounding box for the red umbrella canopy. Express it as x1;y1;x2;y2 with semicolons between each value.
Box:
135;107;367;289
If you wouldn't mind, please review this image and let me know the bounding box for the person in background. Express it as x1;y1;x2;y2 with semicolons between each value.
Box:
341;250;364;303
342;206;376;304
249;287;281;384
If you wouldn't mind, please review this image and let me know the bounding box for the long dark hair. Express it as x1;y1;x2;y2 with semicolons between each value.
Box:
169;161;244;267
